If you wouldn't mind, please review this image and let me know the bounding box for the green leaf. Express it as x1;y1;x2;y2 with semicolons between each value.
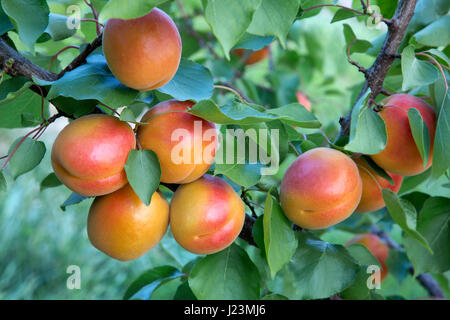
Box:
119;108;137;123
398;168;431;195
189;100;281;125
233;33;274;50
8;136;45;179
263;194;298;278
60;192;89;211
343;24;372;54
44;13;77;41
247;0;301;48
0;77;49;128
1;0;49;51
40;172;62;191
36;54;139;109
99;0;169;22
403;197;450;275
0;170;7;192
123;266;182;300
412;15;450;48
408;108;431;168
361;155;394;185
382;189;432;253
51;97;97;118
158;58;214;102
431;91;450;179
267;103;321;128
214;163;262;188
173;281;197;300
331;8;359;23
124;149;161;206
204;0;261;59
268;232;358;300
345;90;387;154
0;5;13;34
261;293;289;300
401;45;439;91
252;215;265;250
189;244;261;299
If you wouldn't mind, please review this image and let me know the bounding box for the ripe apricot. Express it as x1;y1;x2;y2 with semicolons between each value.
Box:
102;8;181;90
354;158;403;213
88;184;169;261
371;94;436;176
136;100;217;184
280;148;362;229
296;91;311;111
346;233;389;281
232;46;269;65
51;115;136;197
170;175;245;255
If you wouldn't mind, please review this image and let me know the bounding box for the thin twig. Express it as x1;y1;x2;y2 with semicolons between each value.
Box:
48;45;80;70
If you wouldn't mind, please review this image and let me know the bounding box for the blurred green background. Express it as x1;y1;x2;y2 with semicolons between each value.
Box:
1;3;447;299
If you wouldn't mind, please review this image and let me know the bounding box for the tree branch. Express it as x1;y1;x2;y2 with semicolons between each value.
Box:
339;0;417;137
0;38;58;82
370;225;445;299
58;33;103;78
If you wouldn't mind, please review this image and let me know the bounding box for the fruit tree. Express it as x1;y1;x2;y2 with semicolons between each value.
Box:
0;0;449;300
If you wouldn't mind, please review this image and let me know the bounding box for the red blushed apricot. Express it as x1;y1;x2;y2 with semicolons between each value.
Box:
136;100;218;184
51;115;136;197
346;233;389;281
170;175;245;255
232;47;269;65
354;158;403;213
371;94;436;176
280;148;362;229
296;91;311;111
102;8;181;90
88;184;169;261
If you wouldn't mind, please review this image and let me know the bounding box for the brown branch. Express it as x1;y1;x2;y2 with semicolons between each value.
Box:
58;33;102;78
369;225;445;299
0;38;58;82
338;0;417;137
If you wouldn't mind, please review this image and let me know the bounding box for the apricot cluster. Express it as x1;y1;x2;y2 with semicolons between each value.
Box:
280;94;437;230
51;9;245;261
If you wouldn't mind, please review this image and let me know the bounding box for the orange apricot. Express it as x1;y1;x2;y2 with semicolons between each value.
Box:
354;158;403;213
102;8;181;90
87;184;169;261
346;233;389;281
136;100;217;184
170;175;245;255
371;94;436;176
51;114;136;197
232;46;269;65
280;147;362;229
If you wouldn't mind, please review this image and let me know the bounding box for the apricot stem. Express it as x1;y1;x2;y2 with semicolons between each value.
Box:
214;84;245;103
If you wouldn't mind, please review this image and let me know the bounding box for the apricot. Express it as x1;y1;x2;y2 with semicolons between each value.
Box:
102;8;181;91
51;115;136;197
346;233;389;281
232;46;269;65
88;184;169;261
136;100;217;184
354;158;403;213
170;175;245;255
296;91;311;111
280;147;362;229
371;94;436;176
